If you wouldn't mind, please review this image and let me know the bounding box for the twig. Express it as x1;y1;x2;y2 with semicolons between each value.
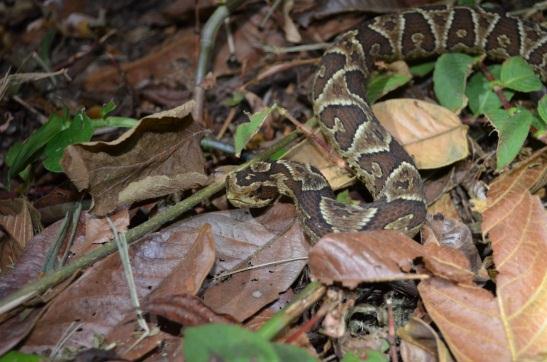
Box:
0;120;308;315
259;0;283;29
386;297;398;362
193;0;246;124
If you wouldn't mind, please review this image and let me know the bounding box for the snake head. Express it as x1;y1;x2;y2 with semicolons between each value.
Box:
226;162;279;208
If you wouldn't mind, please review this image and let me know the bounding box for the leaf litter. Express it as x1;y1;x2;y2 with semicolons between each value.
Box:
0;1;546;361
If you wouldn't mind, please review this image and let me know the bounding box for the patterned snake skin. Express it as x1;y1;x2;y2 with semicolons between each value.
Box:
227;5;547;241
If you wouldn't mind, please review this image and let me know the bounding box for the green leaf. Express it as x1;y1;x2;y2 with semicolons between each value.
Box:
466;72;513;116
340;351;388;362
500;56;542;92
43;111;94;172
538;95;547;123
272;343;317;362
224;91;246;107
234;105;277;157
367;73;411;103
433;53;480;113
184;324;316;362
486;107;533;170
0;351;43;362
409;61;435;77
6;112;69;183
100;100;117;118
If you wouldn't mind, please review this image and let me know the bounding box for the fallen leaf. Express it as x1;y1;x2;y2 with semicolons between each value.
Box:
372;99;469;169
203;206;308;322
62;101;208;216
309;231;426;288
146;294;235;327
423;215;481;273
398;317;454;362
84;208;130;245
427;193;460;221
284;138;353;191
422;243;474;284
83;30;196;93
419;193;547;360
0;198;40;249
480;147;546;234
147;224;216;298
282;0;302;43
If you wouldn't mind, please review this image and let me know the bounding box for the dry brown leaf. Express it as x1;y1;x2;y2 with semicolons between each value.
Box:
0;198;40;249
148;224;215;298
0;217;84;300
309;231;426;288
84;208;130;245
62;101;208;216
19;204;303;351
146;294;235;327
282;0;302;43
203;206;308;322
284;138;353;190
480;147;546;235
398;317;454;362
422;243;474;284
372;99;469;169
419;193;547;360
427;193;460;221
105;224;216;359
423;215;481;273
83;30;196;93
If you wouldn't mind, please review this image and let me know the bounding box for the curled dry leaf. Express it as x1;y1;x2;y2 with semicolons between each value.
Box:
398;316;454;362
0;198;40;249
372;99;469;169
62;101;208;216
308;231;426;288
419;193;547;361
423;214;481;273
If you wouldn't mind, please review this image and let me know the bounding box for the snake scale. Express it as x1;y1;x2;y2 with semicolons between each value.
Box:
227;5;547;242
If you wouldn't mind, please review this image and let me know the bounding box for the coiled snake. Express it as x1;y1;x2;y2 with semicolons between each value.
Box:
227;5;547;241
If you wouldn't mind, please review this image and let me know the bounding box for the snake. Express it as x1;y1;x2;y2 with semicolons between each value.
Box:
226;5;547;242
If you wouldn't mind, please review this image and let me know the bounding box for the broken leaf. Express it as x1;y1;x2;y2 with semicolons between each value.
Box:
62;101;208;216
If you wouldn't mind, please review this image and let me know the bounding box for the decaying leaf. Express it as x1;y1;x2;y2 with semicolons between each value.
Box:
0;198;41;249
372;99;469;169
423;215;482;273
398;317;454;362
62;101;208;216
84;208;130;245
203;204;308;322
419;193;547;360
309;231;426;288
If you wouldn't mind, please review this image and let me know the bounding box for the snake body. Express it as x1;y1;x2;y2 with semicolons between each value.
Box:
227;5;547;241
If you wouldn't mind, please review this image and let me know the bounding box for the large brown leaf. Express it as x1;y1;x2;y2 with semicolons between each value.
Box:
203;204;308;322
62;101;208;216
480;147;546;235
19;204;304;351
372;99;469;169
419;193;547;360
309;231;425;288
